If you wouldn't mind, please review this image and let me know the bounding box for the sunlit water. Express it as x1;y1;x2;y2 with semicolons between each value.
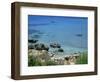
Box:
28;15;88;56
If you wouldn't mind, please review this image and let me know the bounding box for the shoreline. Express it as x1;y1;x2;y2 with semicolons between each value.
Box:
28;49;87;66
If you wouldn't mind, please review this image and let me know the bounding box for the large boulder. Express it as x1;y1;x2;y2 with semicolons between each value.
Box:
28;49;51;62
58;48;64;52
34;43;49;51
50;42;61;48
64;56;77;65
28;45;34;49
28;39;38;43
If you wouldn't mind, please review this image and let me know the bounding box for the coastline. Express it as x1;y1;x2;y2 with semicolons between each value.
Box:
28;48;87;66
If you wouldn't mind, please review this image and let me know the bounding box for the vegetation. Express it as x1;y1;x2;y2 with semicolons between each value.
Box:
76;51;88;64
28;55;57;66
46;60;57;65
28;51;88;66
28;55;42;66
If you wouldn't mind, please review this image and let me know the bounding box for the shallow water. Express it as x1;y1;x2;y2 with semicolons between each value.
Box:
28;15;88;55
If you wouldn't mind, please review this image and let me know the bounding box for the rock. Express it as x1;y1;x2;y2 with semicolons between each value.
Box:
39;50;50;61
64;57;69;61
73;53;80;58
43;45;49;51
34;43;49;51
28;45;34;49
29;49;51;62
34;43;43;50
74;53;77;54
48;52;55;57
53;58;64;65
50;43;61;48
58;48;64;52
64;56;77;65
75;55;79;59
28;39;38;43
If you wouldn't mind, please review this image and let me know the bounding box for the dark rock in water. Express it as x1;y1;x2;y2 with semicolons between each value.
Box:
50;43;61;48
51;21;56;23
43;45;49;51
58;48;64;52
34;43;43;50
28;39;38;43
34;43;49;51
28;45;34;49
76;34;83;37
74;53;77;54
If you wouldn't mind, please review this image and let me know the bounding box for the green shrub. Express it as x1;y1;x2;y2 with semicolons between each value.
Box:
76;52;88;64
46;60;57;65
28;55;42;66
28;55;57;66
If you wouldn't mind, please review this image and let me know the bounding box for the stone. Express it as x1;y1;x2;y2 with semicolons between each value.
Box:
64;56;77;65
28;39;38;43
34;43;49;51
58;48;64;52
50;42;61;48
28;45;34;49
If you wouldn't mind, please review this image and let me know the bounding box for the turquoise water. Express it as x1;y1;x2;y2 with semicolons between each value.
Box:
28;15;88;55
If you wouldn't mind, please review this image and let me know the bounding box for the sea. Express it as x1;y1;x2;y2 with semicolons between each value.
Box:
28;15;88;56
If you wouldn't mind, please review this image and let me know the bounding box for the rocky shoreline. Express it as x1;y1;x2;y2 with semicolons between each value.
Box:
28;39;80;66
